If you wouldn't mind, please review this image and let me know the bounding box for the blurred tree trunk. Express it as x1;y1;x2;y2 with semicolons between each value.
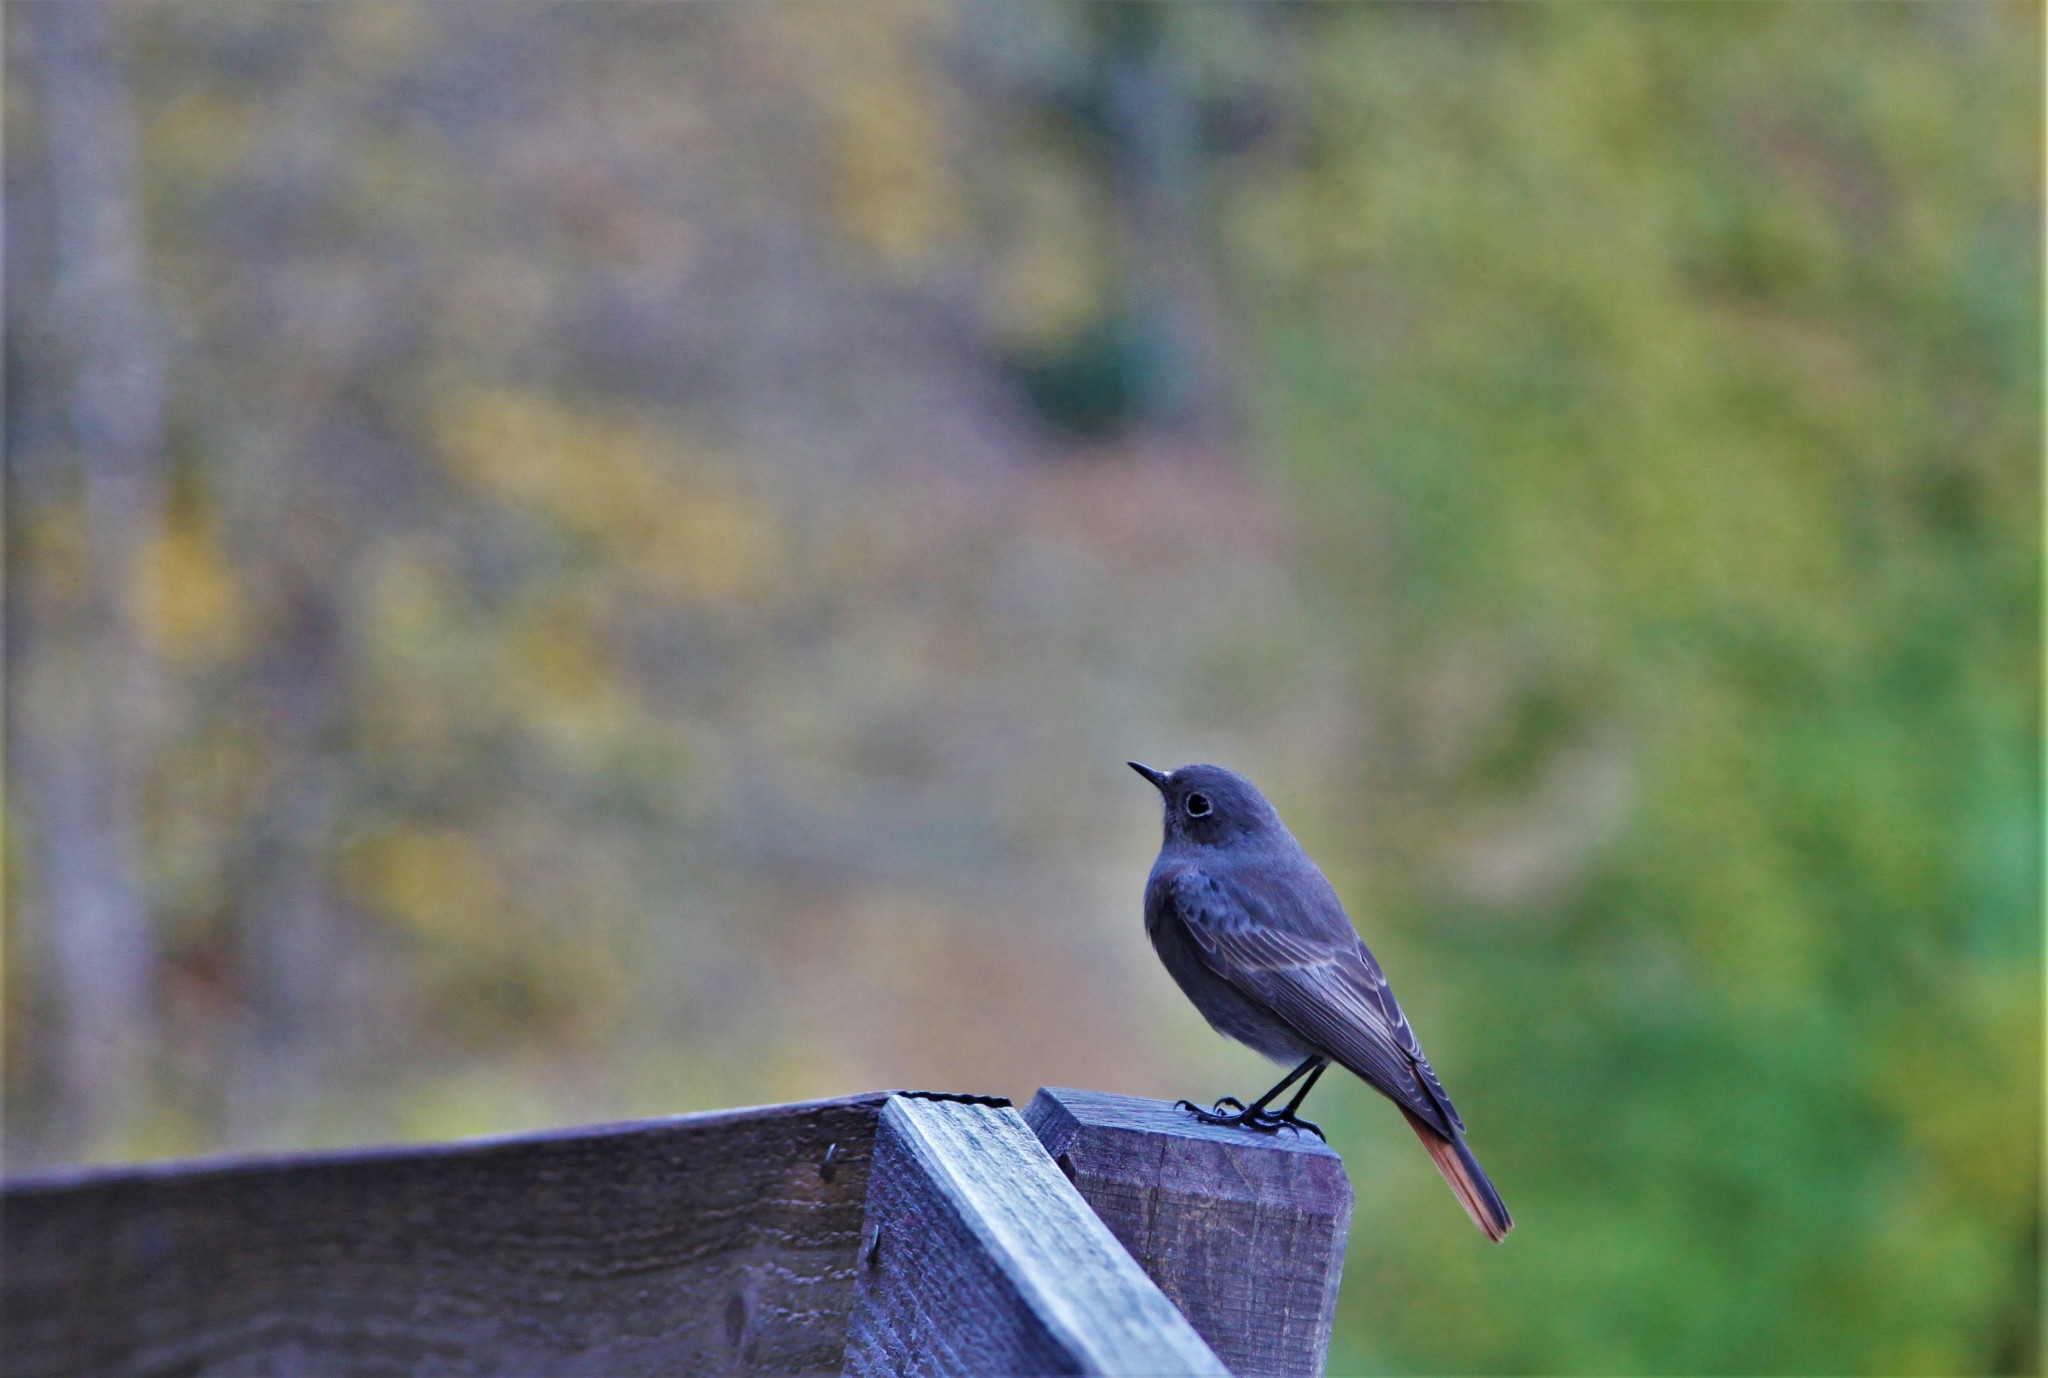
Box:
226;566;360;1142
1098;8;1239;461
17;0;168;1157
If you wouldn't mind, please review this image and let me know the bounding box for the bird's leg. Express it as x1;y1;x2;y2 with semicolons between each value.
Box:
1270;1060;1329;1139
1243;1057;1321;1118
1177;1056;1325;1135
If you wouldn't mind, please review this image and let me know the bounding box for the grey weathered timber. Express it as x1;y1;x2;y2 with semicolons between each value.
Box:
1025;1087;1353;1378
841;1095;1228;1377
2;1091;891;1378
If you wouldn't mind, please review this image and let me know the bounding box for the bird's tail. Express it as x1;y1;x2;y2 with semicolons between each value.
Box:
1401;1107;1512;1242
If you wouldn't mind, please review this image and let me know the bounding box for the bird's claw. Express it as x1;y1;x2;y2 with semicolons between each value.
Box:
1175;1098;1325;1140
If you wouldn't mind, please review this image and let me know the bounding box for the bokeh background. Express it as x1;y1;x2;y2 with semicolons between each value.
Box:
5;3;2040;1373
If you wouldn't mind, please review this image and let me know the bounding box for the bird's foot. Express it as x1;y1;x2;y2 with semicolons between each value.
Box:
1274;1112;1326;1141
1175;1098;1320;1139
1174;1098;1241;1125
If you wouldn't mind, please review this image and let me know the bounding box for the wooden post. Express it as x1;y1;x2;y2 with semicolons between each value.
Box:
840;1094;1227;1377
1025;1087;1353;1378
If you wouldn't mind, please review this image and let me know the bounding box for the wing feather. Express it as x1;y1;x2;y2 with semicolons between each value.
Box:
1169;867;1464;1139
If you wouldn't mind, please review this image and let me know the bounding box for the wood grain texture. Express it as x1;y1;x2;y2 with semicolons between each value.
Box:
3;1092;892;1378
841;1095;1227;1377
1024;1087;1353;1378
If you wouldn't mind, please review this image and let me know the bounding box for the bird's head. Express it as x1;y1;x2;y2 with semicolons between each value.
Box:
1127;761;1285;850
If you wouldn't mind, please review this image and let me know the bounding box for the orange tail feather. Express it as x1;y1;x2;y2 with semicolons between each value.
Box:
1402;1107;1512;1242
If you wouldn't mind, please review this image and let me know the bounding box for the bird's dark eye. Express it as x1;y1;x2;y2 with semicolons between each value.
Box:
1184;793;1213;818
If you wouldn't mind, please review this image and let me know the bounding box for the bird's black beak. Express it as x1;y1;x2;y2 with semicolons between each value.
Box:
1127;761;1171;792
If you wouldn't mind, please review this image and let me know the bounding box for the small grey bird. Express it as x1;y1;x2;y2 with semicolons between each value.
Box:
1130;761;1512;1242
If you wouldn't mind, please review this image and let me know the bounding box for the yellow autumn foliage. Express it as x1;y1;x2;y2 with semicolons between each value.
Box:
345;827;505;946
432;389;780;605
143;90;255;184
502;597;633;765
137;519;248;665
986;158;1110;351
832;77;964;267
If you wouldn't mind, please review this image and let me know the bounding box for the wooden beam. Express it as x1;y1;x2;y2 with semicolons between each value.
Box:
3;1092;891;1377
841;1094;1228;1377
1025;1087;1353;1378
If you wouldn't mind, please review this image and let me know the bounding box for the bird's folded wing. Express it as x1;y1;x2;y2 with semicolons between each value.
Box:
1168;867;1462;1139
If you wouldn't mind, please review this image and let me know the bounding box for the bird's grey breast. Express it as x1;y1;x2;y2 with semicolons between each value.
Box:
1144;859;1315;1065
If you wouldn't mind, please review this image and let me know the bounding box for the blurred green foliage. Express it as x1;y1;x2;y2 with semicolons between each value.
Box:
6;4;2037;1374
1233;6;2039;1373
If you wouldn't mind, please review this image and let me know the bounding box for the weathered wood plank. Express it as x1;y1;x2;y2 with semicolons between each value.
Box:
841;1095;1228;1377
3;1092;892;1378
1025;1087;1353;1378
